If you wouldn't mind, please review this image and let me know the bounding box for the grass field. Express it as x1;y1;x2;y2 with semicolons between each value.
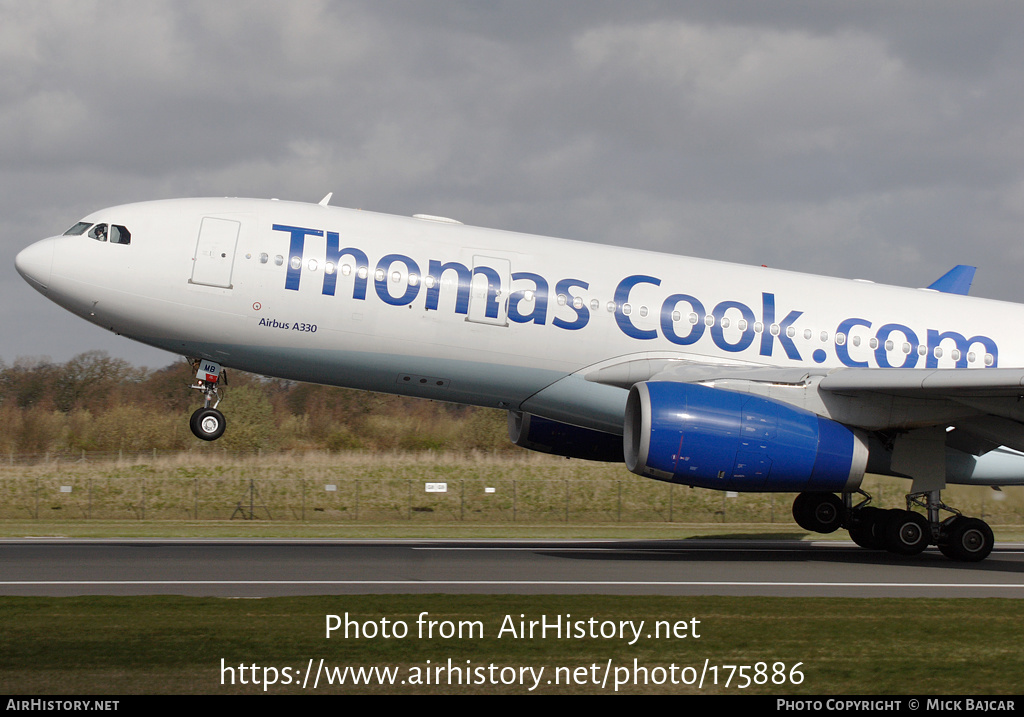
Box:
1;451;1022;696
1;451;1021;530
1;595;1022;695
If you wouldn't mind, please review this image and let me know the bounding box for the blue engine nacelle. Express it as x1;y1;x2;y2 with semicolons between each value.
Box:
624;382;868;492
508;411;624;462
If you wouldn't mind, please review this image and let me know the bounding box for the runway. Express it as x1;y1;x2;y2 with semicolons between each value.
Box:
2;538;1024;598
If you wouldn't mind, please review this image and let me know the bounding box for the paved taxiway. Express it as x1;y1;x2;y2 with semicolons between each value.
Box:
2;538;1024;598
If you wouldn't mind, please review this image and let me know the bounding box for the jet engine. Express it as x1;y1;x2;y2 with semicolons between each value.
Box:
624;381;868;492
508;411;624;462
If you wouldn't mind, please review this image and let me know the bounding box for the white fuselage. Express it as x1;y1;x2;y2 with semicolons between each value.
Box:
17;197;1024;435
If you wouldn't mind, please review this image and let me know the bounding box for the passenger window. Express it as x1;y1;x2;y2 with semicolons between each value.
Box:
88;224;108;242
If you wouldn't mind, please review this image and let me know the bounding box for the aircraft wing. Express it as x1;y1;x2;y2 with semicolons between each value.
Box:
818;368;1024;455
817;366;1024;398
587;356;1024;399
585;357;1024;454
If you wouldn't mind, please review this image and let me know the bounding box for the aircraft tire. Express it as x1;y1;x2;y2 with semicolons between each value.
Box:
848;507;886;550
942;517;994;562
190;407;226;442
883;509;930;555
792;492;844;534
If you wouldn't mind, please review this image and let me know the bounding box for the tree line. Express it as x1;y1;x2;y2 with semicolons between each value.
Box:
0;351;510;455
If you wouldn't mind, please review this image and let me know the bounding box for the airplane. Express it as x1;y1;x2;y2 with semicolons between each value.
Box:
15;194;1024;562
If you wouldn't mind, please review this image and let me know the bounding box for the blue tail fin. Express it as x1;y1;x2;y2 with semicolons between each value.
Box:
927;265;976;295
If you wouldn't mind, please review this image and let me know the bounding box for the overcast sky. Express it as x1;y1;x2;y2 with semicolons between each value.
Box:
4;1;1024;369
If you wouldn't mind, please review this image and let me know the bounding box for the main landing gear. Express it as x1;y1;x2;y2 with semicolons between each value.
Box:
792;490;995;562
189;358;226;441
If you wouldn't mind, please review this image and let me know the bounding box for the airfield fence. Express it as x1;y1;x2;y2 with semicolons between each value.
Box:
0;450;1020;524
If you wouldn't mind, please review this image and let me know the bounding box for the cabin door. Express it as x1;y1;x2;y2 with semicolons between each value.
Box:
190;217;240;289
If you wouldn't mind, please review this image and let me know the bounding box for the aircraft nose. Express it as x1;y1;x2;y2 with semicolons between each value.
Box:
15;238;55;294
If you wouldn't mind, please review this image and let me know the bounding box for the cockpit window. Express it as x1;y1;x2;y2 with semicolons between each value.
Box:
64;222;92;236
86;223;131;244
110;225;131;245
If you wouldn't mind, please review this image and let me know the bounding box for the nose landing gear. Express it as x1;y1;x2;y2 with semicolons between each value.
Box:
189;358;226;441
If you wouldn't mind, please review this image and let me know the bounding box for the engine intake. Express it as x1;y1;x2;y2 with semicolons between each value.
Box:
624;381;867;492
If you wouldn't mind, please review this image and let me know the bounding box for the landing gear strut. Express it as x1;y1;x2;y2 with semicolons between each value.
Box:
189;358;226;441
845;498;887;551
791;488;995;562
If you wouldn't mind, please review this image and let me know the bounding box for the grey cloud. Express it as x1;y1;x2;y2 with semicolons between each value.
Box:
3;0;1024;366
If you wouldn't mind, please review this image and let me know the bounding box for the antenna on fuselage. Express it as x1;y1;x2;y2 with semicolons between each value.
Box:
319;192;333;206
